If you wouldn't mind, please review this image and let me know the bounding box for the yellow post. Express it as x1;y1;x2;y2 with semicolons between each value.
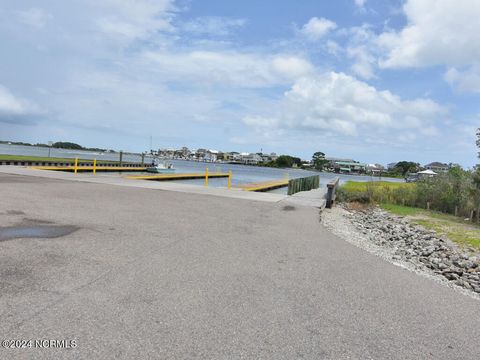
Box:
228;170;232;189
74;157;78;174
93;158;97;175
205;167;209;186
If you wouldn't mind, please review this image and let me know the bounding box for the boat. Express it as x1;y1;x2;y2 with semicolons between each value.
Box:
146;161;176;173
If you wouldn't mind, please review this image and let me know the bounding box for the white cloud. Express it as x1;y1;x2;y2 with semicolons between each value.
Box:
142;50;313;88
16;7;51;28
0;85;41;124
444;66;480;93
354;0;367;7
300;17;337;40
344;25;378;79
378;0;480;68
93;0;175;41
347;45;376;79
243;72;446;140
180;16;246;36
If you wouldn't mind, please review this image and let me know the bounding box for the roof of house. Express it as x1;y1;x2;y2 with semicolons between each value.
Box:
335;161;366;167
425;162;448;167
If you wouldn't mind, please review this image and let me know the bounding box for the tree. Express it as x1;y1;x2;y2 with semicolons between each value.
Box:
392;161;419;176
52;142;83;150
477;128;480;159
275;155;300;167
312;151;328;171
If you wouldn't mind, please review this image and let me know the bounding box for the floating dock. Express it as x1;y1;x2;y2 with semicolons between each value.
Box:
236;179;289;192
31;166;147;172
127;172;229;181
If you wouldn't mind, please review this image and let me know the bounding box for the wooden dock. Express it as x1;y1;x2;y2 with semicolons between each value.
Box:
236;179;289;192
127;172;229;181
32;166;147;172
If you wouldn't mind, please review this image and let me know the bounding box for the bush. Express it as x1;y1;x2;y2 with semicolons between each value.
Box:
338;167;480;219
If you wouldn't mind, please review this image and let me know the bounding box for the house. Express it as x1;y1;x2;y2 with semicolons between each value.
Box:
260;152;278;163
240;152;262;165
205;150;219;162
424;162;449;173
325;157;355;171
366;163;385;175
331;161;366;174
195;148;207;160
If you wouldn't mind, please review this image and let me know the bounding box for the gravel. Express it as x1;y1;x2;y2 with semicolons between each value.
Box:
321;204;480;299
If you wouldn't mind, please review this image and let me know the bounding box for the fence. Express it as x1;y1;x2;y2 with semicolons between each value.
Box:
287;175;320;195
326;177;340;208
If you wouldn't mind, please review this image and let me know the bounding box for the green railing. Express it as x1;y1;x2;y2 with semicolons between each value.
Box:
287;175;320;195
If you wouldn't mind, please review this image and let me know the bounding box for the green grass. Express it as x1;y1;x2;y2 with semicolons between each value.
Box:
379;203;480;249
379;203;421;216
0;154;119;164
342;180;414;192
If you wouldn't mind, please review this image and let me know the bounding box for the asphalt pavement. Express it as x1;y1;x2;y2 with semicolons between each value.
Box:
0;172;479;359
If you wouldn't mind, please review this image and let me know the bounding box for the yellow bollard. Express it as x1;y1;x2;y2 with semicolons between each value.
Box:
205;167;209;186
228;170;232;189
74;157;78;174
93;158;97;175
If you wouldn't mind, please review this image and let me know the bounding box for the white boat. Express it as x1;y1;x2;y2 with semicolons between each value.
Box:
146;161;176;173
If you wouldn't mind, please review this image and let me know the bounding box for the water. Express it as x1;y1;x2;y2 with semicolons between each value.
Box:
0;143;152;163
0;225;79;242
1;143;403;193
133;159;403;194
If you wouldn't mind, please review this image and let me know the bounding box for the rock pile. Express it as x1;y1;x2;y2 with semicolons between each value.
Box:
345;206;480;293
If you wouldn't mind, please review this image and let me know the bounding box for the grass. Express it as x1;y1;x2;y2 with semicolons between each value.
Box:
0;154;120;164
341;180;414;192
379;203;421;216
379;203;480;249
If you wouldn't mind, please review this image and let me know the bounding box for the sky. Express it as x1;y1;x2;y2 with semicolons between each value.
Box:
0;0;478;167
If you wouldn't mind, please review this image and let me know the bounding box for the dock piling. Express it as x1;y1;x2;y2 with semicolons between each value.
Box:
93;159;97;175
228;170;232;189
74;158;78;174
205;167;209;186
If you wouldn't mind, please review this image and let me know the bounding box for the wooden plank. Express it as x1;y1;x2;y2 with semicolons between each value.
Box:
287;175;320;195
237;179;289;192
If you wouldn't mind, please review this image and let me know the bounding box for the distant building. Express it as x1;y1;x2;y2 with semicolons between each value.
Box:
424;162;449;173
330;160;366;174
205;150;219;162
240;152;262;165
260;152;278;163
366;163;385;175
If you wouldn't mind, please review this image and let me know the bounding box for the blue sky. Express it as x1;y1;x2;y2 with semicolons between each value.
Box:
0;0;478;167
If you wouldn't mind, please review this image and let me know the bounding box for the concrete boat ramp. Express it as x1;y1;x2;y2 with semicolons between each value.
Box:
0;166;479;359
0;166;327;208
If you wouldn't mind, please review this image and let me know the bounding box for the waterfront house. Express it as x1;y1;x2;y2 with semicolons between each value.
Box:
205;150;219;162
332;161;366;174
424;162;449;172
366;163;385;175
240;152;262;165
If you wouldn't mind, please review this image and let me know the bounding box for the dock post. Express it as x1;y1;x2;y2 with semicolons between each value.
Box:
119;151;123;167
93;158;97;175
205;167;209;186
74;158;78;174
141;153;145;166
228;170;232;189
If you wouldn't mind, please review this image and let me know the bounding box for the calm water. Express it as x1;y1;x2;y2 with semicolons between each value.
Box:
0;143;151;163
0;143;402;193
